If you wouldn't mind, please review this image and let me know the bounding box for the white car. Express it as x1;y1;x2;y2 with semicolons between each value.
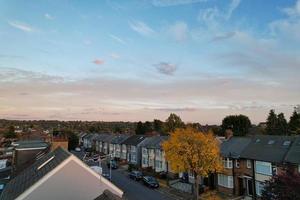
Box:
75;147;81;152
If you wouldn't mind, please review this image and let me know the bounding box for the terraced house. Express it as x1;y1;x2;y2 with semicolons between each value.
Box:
140;136;169;173
218;135;300;199
120;135;148;166
110;135;130;159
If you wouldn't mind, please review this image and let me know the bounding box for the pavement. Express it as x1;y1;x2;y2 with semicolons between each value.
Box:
71;150;188;200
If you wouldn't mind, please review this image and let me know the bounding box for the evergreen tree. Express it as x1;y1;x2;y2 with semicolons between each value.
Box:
277;113;288;135
135;121;146;135
153;119;164;132
288;110;300;135
266;109;279;135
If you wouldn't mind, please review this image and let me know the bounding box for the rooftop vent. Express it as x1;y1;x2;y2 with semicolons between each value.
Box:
283;141;291;146
37;156;55;170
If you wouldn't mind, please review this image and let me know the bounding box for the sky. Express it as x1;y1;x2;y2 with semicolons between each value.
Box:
0;0;300;124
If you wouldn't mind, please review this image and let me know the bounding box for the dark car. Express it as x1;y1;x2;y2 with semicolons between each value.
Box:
142;176;159;188
107;160;118;169
129;171;143;181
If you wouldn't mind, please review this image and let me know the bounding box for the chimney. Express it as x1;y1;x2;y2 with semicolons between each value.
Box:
225;128;233;140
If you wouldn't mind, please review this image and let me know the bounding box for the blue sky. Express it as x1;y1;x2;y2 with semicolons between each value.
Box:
0;0;299;124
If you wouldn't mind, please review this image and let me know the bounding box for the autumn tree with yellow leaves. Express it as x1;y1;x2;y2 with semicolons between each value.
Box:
162;127;222;200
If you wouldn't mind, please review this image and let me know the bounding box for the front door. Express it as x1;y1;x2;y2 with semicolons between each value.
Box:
247;179;253;196
238;178;244;196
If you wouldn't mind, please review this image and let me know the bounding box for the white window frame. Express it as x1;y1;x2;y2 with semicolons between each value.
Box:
218;174;233;188
255;161;272;176
298;165;300;173
247;160;252;168
223;158;233;169
235;159;240;168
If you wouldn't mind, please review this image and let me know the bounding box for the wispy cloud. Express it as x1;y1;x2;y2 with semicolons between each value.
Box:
225;0;241;20
151;0;207;7
44;13;55;20
167;21;189;42
211;31;236;42
129;20;155;36
110;53;120;59
8;20;35;32
93;59;105;65
109;34;126;44
154;62;177;75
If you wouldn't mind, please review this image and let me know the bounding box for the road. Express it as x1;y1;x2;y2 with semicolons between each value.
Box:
71;150;178;200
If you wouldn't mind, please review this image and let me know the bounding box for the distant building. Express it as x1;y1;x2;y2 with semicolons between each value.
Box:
0;147;123;200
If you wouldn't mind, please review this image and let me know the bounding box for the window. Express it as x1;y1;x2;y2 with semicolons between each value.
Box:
255;161;272;175
131;155;136;162
218;174;233;188
298;165;300;173
247;160;252;168
255;181;265;196
272;166;277;175
235;160;240;168
131;146;136;152
142;148;147;154
156;150;162;157
142;157;148;165
222;158;233;169
155;161;162;168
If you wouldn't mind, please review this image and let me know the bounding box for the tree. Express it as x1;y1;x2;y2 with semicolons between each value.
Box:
288;110;300;135
135;121;146;135
221;115;251;136
153;119;164;132
164;113;185;133
262;168;300;200
266;110;289;135
163;127;222;200
266;109;279;135
277;113;288;135
4;126;16;138
67;132;79;150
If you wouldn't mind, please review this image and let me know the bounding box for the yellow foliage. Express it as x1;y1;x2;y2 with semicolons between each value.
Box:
162;127;222;177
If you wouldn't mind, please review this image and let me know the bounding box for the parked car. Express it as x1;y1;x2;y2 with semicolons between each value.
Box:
129;171;143;181
75;147;81;152
107;160;118;169
142;176;159;188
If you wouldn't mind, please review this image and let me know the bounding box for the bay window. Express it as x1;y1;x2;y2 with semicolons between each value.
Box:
218;174;233;188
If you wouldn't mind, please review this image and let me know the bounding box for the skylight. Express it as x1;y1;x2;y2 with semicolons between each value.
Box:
268;140;275;145
255;139;260;143
37;156;55;170
283;141;291;146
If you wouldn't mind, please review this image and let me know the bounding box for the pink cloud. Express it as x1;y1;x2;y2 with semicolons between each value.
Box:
93;59;105;65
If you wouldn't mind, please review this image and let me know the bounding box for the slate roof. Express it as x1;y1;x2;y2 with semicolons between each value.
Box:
94;190;122;200
95;134;111;142
284;136;300;164
110;135;130;144
240;135;293;163
220;137;252;158
121;135;148;146
0;147;71;200
140;136;169;149
102;134;116;143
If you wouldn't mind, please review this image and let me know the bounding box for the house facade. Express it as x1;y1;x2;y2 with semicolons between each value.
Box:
120;135;148;165
218;135;299;199
110;135;130;159
140;136;169;173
